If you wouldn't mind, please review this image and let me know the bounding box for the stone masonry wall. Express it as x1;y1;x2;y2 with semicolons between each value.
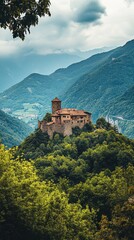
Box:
38;117;91;139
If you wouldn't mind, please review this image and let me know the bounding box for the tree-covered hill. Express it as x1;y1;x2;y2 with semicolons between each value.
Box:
17;119;134;175
0;120;134;240
0;109;32;147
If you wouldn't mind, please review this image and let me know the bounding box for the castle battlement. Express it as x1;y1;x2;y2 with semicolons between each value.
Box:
38;97;91;138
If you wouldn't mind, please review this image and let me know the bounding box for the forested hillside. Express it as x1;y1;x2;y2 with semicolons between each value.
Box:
0;109;32;147
1;119;133;240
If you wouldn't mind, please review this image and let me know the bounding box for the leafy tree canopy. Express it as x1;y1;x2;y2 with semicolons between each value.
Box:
0;0;51;40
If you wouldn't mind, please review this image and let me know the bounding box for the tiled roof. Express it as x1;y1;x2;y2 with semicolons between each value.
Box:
52;97;61;102
55;108;87;116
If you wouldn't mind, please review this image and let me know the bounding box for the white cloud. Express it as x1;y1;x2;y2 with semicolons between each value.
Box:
0;0;134;56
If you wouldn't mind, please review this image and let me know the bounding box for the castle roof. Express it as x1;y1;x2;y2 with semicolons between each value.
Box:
52;108;87;116
52;97;61;102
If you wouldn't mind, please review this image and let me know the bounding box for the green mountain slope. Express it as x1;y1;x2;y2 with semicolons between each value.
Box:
105;85;134;138
62;40;134;126
0;49;114;127
107;85;134;119
0;109;32;147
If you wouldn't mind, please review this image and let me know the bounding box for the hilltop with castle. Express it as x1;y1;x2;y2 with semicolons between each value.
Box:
38;97;91;138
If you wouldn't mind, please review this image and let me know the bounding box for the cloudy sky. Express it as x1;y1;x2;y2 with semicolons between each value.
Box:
0;0;134;56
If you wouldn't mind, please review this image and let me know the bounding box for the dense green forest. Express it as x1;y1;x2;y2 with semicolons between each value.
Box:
0;118;134;240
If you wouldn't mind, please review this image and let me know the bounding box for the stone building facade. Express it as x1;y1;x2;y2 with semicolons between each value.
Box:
38;97;91;138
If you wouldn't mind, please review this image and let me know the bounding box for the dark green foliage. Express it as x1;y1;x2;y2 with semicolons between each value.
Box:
0;145;97;240
0;0;51;40
18;122;134;184
18;128;50;159
43;112;52;122
72;122;94;136
0;109;32;148
96;117;115;131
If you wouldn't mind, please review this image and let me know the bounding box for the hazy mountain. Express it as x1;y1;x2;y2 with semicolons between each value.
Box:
0;109;32;148
0;53;82;92
0;47;113;93
74;46;112;59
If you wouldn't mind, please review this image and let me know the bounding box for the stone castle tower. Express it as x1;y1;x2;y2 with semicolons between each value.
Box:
52;97;61;114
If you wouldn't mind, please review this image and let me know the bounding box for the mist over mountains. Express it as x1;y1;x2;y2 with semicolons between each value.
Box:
0;53;81;92
0;47;111;93
0;40;134;138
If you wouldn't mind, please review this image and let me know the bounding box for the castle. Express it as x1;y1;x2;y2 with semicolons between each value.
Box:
38;97;91;138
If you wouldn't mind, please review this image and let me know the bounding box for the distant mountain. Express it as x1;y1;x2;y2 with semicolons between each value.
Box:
0;109;32;148
0;48;114;127
0;53;82;92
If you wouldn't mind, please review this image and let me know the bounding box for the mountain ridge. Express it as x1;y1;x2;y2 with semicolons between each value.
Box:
0;39;134;138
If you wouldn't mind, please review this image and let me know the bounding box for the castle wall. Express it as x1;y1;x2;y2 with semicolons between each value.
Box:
39;121;72;138
39;118;91;139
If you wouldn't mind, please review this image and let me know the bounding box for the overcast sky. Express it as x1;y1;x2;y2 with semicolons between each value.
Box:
0;0;134;56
